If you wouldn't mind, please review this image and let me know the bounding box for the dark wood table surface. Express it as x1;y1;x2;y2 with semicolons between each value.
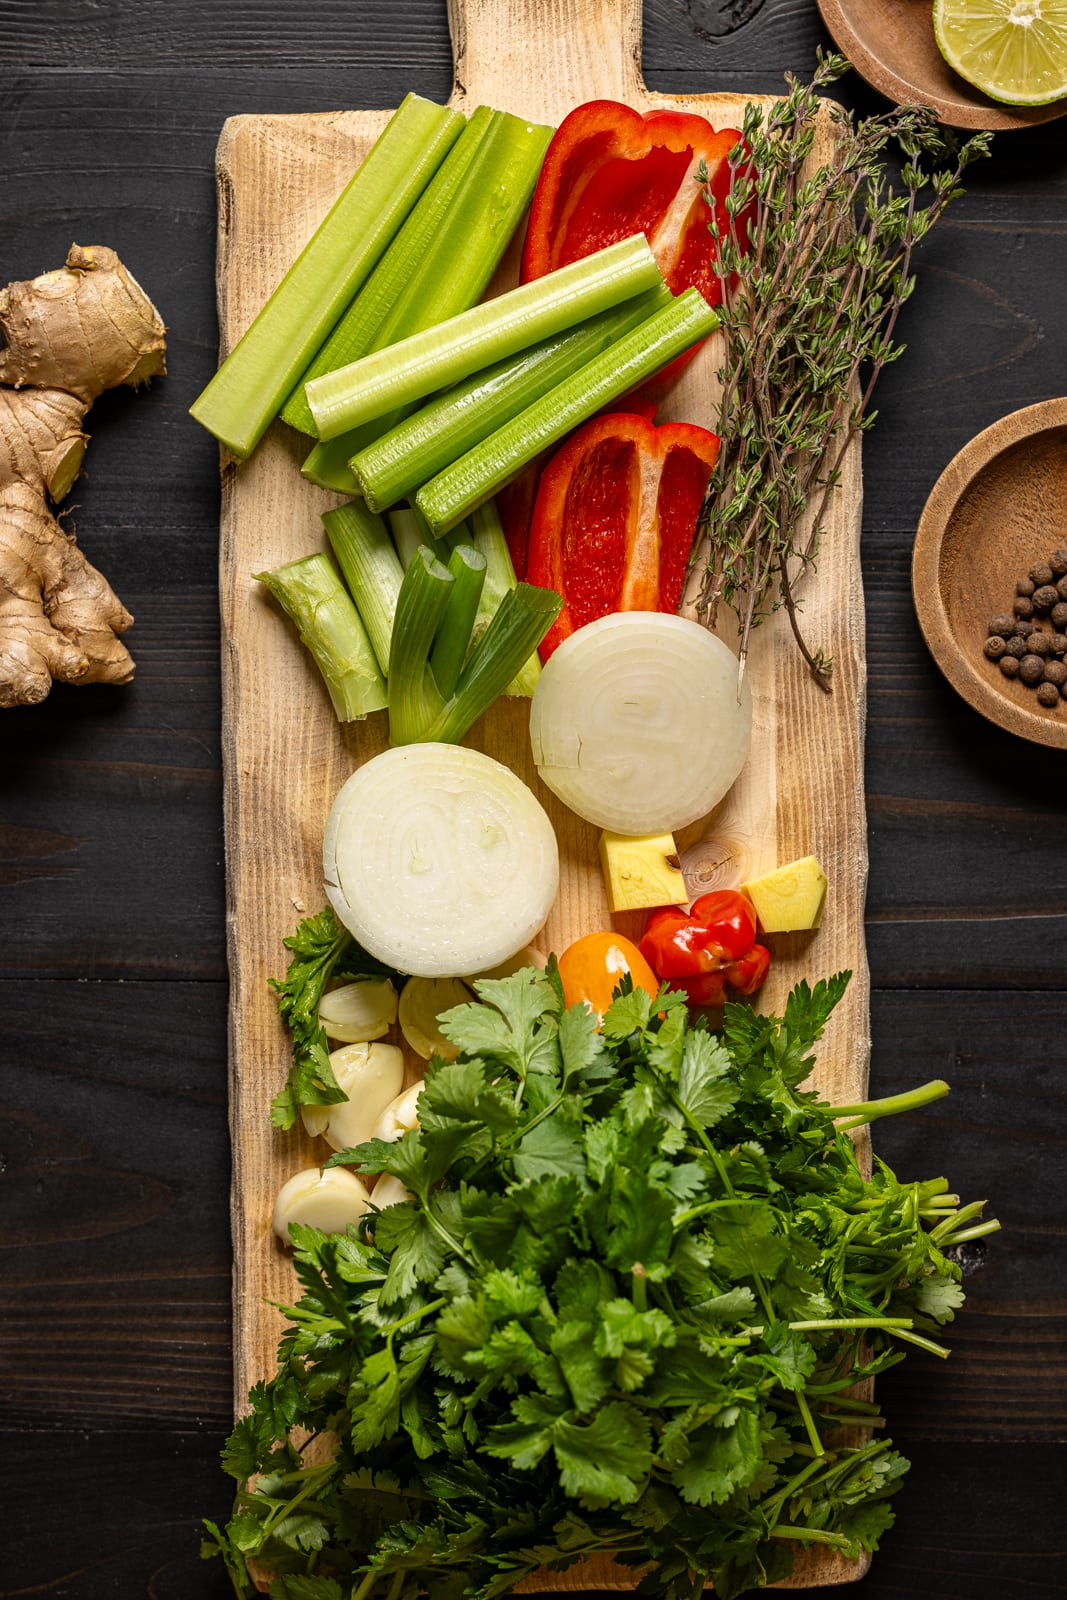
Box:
2;2;1065;1596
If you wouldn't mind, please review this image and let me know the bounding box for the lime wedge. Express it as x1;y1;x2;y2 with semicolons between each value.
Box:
933;0;1067;105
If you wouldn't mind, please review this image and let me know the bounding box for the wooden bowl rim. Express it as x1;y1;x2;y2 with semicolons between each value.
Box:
912;396;1067;750
816;0;1067;131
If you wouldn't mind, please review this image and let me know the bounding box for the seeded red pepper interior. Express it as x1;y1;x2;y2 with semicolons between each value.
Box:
526;411;719;658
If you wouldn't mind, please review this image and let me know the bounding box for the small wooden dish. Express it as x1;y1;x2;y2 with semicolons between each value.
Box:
912;398;1067;750
817;0;1067;130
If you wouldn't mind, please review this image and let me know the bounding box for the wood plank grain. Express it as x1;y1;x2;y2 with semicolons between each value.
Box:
209;1;868;1590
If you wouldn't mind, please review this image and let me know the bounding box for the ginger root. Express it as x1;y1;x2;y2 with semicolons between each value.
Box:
0;243;166;707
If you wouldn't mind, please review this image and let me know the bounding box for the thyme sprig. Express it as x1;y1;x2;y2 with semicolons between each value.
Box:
692;54;991;689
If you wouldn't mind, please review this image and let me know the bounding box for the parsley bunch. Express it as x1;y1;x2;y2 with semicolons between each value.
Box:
268;908;400;1131
205;967;997;1600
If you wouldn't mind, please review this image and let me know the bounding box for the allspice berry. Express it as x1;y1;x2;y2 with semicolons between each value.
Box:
1013;618;1034;635
1058;575;1067;600
1050;548;1067;577
1005;634;1028;658
1044;659;1067;688
1014;595;1035;619
1032;584;1059;614
1030;562;1054;587
989;613;1016;636
1019;654;1046;685
1053;602;1067;630
1036;681;1060;708
1017;576;1036;597
1000;655;1021;678
984;635;1007;660
1048;634;1067;657
1026;631;1052;657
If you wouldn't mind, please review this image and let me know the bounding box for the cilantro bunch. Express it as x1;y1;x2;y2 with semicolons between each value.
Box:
205;966;997;1600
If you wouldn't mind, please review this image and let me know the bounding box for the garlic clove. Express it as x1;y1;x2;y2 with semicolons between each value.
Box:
371;1079;425;1143
370;1171;412;1211
272;1166;372;1242
300;1041;405;1151
398;975;473;1060
317;977;398;1042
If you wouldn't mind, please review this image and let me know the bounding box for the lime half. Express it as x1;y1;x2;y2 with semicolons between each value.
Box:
933;0;1067;105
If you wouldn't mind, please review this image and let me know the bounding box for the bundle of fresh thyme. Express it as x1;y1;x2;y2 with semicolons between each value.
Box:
692;54;991;689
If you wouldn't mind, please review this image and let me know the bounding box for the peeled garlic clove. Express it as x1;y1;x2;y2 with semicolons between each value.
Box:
272;1166;372;1242
372;1079;425;1143
398;975;473;1060
371;1171;412;1210
300;1041;405;1151
318;977;398;1042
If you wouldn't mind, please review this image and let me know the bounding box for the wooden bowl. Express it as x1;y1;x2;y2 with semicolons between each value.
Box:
912;398;1067;749
817;0;1067;130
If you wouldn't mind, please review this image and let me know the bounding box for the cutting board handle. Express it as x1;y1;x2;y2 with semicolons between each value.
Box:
447;0;645;111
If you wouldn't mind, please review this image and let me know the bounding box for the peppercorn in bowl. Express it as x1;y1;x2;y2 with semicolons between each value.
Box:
912;396;1067;750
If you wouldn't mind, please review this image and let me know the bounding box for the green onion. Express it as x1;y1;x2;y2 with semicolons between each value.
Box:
426;584;561;744
388;507;445;569
387;547;455;746
189;93;463;460
305;234;664;441
429;543;487;699
467;500;540;697
349;283;673;512
386;546;561;746
416;286;719;534
254;554;387;722
299;108;554;491
280;105;497;436
321;501;406;679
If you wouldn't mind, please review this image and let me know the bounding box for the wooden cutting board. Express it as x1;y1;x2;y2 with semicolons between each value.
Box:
213;0;870;1587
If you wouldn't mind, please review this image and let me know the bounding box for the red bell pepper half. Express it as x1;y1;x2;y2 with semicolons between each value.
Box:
521;99;742;320
525;410;719;659
639;890;770;1009
499;395;660;582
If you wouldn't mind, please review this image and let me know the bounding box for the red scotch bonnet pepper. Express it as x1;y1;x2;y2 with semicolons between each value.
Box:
525;410;719;659
520;99;743;327
639;889;771;1008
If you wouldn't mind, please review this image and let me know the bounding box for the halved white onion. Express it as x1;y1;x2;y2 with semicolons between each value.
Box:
272;1166;372;1242
300;1040;405;1151
323;743;559;977
529;612;752;835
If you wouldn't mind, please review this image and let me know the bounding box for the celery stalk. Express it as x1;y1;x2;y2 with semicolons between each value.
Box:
281;106;497;436
299;108;554;490
429;544;487;699
350;283;674;512
301;432;371;494
388;508;447;569
416;287;720;535
254;554;387;722
305;235;664;441
190;93;463;460
321;501;406;679
468;500;541;697
389;509;425;570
